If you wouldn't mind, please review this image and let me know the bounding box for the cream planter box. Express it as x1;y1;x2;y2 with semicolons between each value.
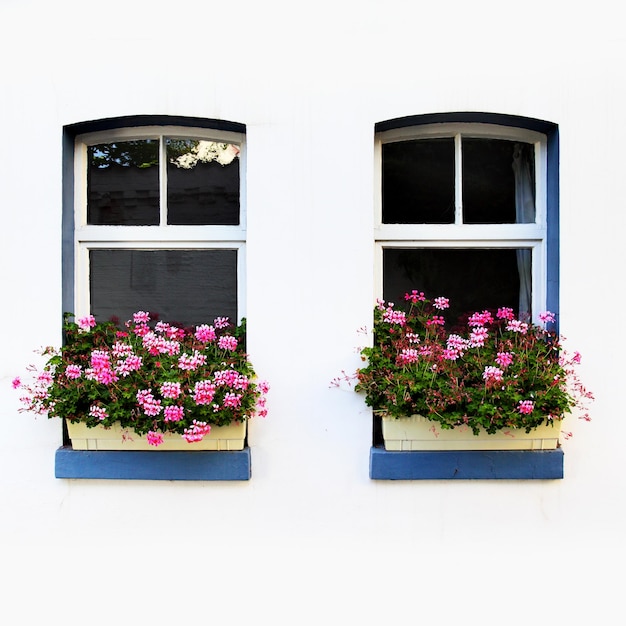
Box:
66;420;246;451
382;415;561;451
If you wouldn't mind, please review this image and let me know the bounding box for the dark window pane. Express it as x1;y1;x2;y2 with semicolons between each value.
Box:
90;249;237;327
383;248;529;324
462;139;535;224
167;139;240;225
382;138;455;224
87;140;160;225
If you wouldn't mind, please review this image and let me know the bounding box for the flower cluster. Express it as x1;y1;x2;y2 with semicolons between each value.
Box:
14;312;269;446
355;292;593;434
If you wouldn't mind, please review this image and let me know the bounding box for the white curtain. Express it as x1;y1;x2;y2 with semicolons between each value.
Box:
512;144;534;318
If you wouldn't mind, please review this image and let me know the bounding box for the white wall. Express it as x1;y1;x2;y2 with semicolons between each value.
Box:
1;1;624;624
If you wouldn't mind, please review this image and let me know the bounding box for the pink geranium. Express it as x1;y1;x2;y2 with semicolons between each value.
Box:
14;311;270;447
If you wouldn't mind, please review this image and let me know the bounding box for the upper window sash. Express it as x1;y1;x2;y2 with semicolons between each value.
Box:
74;126;246;234
375;123;548;233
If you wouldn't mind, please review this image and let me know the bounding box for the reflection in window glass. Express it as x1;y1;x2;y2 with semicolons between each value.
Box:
90;249;238;327
382;139;455;224
87;140;160;225
167;139;240;225
462;139;535;224
383;248;530;324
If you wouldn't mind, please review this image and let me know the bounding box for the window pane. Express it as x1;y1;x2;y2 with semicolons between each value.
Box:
382;139;455;224
87;140;160;225
166;139;240;225
462;139;535;224
383;248;529;324
90;249;237;327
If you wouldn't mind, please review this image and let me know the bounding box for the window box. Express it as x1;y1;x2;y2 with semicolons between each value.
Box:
382;415;561;451
66;419;246;451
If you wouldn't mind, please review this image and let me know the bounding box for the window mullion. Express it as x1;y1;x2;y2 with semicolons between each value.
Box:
455;133;462;225
159;135;168;225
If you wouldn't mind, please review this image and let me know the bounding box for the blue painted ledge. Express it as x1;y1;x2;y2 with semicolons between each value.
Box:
55;447;251;481
370;446;564;480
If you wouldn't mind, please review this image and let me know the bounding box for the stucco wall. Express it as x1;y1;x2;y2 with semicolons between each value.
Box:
1;1;623;623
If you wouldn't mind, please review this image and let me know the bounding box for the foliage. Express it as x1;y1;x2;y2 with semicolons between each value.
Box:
89;139;240;170
14;312;269;446
354;291;592;435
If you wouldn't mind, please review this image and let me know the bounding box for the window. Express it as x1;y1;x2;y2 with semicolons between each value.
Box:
371;113;561;479
72;123;245;326
59;116;250;480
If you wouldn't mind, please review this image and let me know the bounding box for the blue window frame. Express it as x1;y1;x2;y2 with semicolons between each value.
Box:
371;112;561;480
60;115;250;481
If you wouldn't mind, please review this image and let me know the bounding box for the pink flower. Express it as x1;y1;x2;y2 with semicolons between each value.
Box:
426;315;445;327
383;308;407;326
398;348;419;364
133;323;150;337
77;315;96;332
442;348;460;361
213;369;248;389
112;341;133;357
495;352;514;368
163;405;185;422
539;311;556;323
496;307;515;320
468;311;493;327
404;290;425;303
146;431;164;447
183;420;212;443
193;380;217;405
447;334;469;353
506;319;529;334
214;317;230;329
89;405;108;421
160;382;182;399
178;350;207;371
136;389;162;416
195;324;216;343
65;365;83;379
133;311;151;324
223;392;243;408
218;336;238;351
433;297;450;310
483;366;504;383
518;400;534;414
469;326;489;347
115;354;142;377
12;377;21;389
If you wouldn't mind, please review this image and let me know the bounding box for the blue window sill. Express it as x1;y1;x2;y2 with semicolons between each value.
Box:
55;446;251;481
370;446;564;480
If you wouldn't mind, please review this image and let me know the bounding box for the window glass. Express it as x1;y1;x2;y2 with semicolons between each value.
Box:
90;249;238;327
383;248;529;324
382;138;455;224
462;139;535;224
166;139;240;225
87;140;160;225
